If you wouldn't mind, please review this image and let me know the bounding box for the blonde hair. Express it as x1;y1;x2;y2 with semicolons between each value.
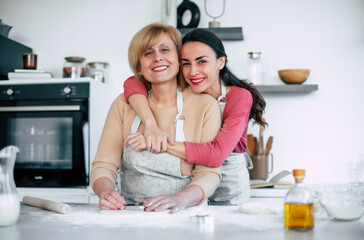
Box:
128;23;186;90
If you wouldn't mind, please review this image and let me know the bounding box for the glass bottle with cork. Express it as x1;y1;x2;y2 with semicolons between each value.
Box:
284;169;314;231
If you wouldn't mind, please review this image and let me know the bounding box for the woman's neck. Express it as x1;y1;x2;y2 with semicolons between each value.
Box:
150;79;178;107
204;78;221;100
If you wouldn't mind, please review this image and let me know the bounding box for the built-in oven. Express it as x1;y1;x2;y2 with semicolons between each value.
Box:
0;82;89;187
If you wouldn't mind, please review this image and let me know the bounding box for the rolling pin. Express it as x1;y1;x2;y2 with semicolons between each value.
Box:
22;196;71;214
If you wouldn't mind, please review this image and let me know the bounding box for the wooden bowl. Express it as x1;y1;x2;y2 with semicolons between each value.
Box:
278;69;310;84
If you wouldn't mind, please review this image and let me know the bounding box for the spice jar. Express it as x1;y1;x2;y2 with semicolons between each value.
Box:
247;52;263;85
63;57;87;78
87;62;109;83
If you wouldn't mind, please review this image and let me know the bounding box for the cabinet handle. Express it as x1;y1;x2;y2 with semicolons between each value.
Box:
0;105;81;112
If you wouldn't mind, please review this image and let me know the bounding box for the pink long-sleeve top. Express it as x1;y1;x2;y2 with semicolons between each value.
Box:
123;76;253;167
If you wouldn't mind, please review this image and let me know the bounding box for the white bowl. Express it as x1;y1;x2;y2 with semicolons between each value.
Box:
319;190;364;221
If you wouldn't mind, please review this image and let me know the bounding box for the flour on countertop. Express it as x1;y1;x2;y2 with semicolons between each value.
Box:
22;203;289;231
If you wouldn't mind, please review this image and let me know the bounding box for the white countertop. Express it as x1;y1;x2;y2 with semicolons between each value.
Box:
1;199;363;240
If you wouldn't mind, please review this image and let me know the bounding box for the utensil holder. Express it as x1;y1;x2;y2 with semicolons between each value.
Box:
249;154;273;180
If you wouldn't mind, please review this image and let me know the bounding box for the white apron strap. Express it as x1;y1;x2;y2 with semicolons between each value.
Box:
217;81;227;103
130;115;141;134
217;81;227;121
175;88;185;142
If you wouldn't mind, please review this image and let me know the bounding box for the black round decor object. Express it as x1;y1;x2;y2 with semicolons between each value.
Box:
177;0;200;28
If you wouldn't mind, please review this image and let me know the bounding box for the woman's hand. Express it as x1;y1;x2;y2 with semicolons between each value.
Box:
127;93;174;153
93;177;127;210
144;124;174;153
124;132;147;151
99;189;127;210
143;186;203;213
143;195;187;214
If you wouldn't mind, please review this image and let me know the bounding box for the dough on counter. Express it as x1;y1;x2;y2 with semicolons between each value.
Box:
239;202;283;215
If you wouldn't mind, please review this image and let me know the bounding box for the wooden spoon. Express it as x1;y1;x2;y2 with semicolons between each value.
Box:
253;137;258;155
258;122;265;155
264;136;273;155
247;134;255;156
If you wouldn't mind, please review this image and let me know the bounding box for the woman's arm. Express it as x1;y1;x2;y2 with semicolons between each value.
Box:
168;89;253;166
124;76;174;152
93;177;126;210
91;96;127;210
123;76;148;103
166;142;186;159
144;185;203;213
185;88;253;167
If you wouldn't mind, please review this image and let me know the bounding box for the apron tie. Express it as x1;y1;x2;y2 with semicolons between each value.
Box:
217;81;227;102
174;87;185;142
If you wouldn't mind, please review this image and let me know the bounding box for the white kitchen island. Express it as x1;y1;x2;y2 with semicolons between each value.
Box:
1;200;363;240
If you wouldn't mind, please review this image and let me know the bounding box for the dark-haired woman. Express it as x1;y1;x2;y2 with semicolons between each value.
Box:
123;28;266;205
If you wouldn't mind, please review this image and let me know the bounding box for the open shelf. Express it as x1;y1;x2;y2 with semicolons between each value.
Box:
178;27;243;41
255;84;318;93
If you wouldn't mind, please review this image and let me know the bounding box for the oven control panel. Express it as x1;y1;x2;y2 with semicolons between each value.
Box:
0;83;89;100
6;88;14;96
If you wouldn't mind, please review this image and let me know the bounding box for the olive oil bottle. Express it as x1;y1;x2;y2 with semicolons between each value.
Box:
284;169;314;231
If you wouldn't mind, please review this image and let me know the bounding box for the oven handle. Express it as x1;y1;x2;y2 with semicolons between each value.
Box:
0;105;81;112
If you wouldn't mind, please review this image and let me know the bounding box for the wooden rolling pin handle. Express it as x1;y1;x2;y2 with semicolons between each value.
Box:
22;196;71;214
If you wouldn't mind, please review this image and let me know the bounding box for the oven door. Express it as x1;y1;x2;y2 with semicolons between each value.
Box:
0;102;88;187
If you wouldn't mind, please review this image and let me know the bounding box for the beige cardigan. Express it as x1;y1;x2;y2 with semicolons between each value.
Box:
91;87;221;203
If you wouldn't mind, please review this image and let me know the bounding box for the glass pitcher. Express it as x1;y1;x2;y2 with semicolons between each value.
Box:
0;146;20;227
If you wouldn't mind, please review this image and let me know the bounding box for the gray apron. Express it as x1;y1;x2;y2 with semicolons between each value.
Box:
120;89;191;204
208;82;253;205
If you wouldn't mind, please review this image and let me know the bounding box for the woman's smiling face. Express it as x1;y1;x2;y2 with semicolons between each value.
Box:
181;41;225;94
139;33;179;84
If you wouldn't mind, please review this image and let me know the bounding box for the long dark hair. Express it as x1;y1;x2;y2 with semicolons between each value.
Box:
182;29;267;126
